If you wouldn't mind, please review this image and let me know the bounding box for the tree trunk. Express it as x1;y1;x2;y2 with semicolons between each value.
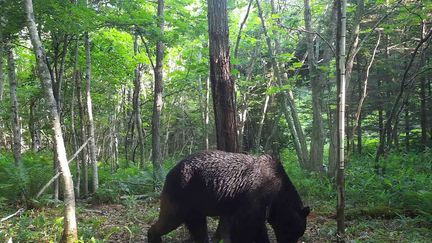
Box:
84;30;98;193
29;98;41;151
404;101;409;151
336;0;347;240
205;77;210;150
0;42;4;101
72;42;80;198
24;0;78;241
207;0;238;153
419;62;428;149
256;0;308;167
6;40;22;167
76;71;88;196
304;0;325;171
152;0;165;183
133;35;145;168
255;79;272;151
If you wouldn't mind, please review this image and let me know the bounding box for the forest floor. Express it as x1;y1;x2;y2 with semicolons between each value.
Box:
2;199;430;242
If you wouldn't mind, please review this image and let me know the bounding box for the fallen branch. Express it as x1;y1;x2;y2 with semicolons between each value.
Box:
36;137;92;199
1;208;25;222
120;195;149;200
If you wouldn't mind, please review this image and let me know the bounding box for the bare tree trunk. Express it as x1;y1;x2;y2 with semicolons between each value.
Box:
336;0;347;240
29;98;41;151
205;77;210;150
0;40;4;148
84;30;98;193
420;51;428;149
304;0;325;171
24;0;78;241
6;40;22;167
76;69;88;196
0;43;3;101
72;42;80;198
255;79;272;151
404;101;410;151
152;0;165;183
207;0;238;153
133;35;145;168
352;32;380;137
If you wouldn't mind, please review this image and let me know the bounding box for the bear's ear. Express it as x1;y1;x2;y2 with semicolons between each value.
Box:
301;206;310;217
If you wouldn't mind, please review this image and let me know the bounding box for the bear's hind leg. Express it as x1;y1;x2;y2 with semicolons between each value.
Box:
185;215;210;243
148;195;183;243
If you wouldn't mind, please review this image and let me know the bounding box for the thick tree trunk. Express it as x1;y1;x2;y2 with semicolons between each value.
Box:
152;0;165;183
24;0;78;241
84;31;98;193
304;0;325;171
336;0;347;239
6;40;22;167
207;0;238;153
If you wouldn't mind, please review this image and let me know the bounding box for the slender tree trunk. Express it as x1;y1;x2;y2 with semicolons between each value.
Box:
24;0;78;241
429;79;432;143
256;0;308;167
76;70;88;196
336;0;347;240
72;42;80;198
6;40;22;167
29;98;41;151
255;79;272;151
0;42;4;101
419;56;428;149
207;0;238;153
0;42;4;150
404;101;409;151
152;0;165;183
205;77;210;150
84;30;98;192
133;35;145;168
352;32;380;141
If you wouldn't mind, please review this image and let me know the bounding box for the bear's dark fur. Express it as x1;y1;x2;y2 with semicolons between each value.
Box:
148;150;309;243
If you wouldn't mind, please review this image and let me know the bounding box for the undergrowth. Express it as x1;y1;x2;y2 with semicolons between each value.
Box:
1;147;431;241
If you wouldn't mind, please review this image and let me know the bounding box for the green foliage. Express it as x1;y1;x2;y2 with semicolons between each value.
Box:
93;165;159;204
281;148;432;224
0;151;53;202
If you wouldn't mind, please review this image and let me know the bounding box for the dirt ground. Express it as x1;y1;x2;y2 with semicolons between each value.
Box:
78;202;346;243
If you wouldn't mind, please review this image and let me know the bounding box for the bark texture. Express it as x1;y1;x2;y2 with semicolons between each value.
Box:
152;0;165;183
207;0;238;153
6;40;22;167
84;30;98;192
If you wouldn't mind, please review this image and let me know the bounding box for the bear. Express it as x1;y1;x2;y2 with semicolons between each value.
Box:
147;150;310;243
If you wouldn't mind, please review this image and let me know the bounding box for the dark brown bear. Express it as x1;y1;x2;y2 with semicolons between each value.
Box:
148;150;309;243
